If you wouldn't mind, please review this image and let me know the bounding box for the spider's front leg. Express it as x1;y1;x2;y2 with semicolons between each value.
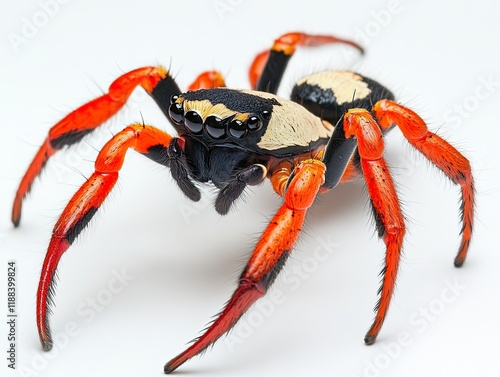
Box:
37;124;197;350
164;159;326;373
12;66;181;226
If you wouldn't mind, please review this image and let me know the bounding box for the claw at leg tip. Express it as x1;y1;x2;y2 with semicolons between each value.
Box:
364;334;377;345
164;361;176;374
12;204;21;227
164;353;188;374
454;257;465;268
41;338;53;351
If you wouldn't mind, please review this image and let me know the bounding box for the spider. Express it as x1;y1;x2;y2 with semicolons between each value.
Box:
12;32;475;373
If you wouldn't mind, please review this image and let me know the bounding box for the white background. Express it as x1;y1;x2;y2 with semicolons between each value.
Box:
1;1;499;376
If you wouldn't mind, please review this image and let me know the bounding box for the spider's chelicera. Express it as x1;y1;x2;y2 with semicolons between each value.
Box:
11;32;475;373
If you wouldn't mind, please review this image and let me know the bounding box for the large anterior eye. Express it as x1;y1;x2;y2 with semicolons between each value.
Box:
205;115;226;139
184;111;203;134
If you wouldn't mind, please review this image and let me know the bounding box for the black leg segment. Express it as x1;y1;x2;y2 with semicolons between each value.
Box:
322;121;358;189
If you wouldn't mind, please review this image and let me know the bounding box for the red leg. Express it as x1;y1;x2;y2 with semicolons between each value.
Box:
249;50;270;90
249;32;364;91
37;124;174;350
343;109;406;344
164;159;326;373
187;70;226;91
373;100;475;267
12;66;170;226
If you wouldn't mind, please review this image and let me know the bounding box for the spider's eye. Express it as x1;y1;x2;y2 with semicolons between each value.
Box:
184;110;203;134
168;102;184;125
228;119;247;139
247;116;261;132
170;94;179;104
262;110;271;120
205;115;226;139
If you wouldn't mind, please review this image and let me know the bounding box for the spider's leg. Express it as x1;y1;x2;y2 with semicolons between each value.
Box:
36;124;196;351
187;70;226;91
373;100;474;267
343;109;406;345
249;32;364;93
12;66;181;226
164;159;326;374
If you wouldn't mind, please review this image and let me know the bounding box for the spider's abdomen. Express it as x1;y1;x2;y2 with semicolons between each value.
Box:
291;71;395;125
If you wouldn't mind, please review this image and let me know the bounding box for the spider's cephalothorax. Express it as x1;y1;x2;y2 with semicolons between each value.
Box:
11;32;475;374
171;88;332;155
162;88;334;213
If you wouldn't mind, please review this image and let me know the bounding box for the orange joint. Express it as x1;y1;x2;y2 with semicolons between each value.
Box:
344;109;384;161
188;71;226;91
108;66;167;101
284;159;326;210
373;99;428;139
